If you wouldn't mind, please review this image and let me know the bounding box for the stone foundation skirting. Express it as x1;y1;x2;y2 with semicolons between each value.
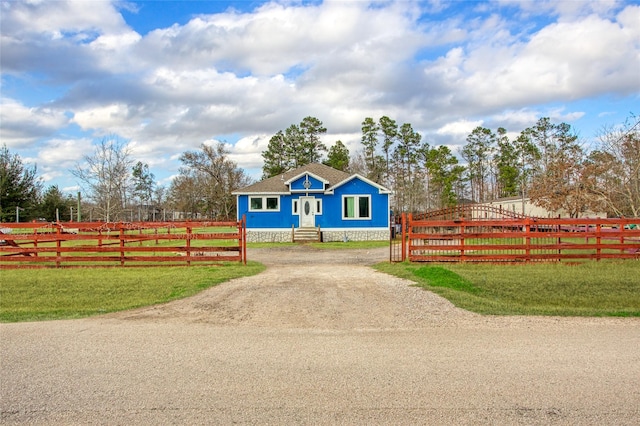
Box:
246;230;292;243
246;229;390;243
321;229;389;242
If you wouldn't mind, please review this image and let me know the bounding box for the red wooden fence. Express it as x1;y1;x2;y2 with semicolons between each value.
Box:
393;213;640;262
0;218;247;269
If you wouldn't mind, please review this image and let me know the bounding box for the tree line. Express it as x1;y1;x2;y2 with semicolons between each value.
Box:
1;113;637;222
263;114;639;217
457;116;640;217
0;138;250;222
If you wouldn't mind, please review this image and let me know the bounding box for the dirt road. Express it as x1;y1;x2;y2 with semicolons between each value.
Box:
2;246;639;424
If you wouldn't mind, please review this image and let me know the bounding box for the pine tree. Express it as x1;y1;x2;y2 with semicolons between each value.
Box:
261;117;328;178
0;144;42;222
324;140;350;171
262;131;289;178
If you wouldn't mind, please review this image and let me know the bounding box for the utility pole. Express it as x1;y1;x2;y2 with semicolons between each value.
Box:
77;192;82;222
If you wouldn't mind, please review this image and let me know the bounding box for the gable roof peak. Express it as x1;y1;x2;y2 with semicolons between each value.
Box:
233;163;351;194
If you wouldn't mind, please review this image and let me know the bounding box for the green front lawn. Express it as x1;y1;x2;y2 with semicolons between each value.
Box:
0;262;265;322
375;260;640;316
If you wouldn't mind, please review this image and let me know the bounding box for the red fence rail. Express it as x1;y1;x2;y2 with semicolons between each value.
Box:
393;213;640;263
0;218;247;269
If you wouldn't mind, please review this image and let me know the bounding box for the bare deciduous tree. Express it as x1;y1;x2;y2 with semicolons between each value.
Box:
171;142;253;220
589;116;640;217
72;136;133;222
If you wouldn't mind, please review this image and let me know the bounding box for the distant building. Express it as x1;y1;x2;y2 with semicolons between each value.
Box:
480;196;607;218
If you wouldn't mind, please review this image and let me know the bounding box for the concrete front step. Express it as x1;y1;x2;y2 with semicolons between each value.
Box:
293;227;321;242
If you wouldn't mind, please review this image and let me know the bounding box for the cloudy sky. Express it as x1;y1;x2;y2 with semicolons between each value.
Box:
1;0;639;192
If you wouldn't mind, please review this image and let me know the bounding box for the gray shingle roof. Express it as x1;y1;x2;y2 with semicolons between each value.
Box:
234;163;352;194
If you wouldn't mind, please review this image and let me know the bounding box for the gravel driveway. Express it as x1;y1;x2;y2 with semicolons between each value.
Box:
2;246;639;424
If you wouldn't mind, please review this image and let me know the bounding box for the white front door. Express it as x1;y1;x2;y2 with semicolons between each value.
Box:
299;196;315;227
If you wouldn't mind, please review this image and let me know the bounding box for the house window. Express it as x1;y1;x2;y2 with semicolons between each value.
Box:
250;197;263;210
292;200;299;215
249;196;280;212
266;197;278;210
343;195;370;219
316;199;322;215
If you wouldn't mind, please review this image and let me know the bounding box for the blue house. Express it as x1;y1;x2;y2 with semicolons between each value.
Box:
233;163;391;242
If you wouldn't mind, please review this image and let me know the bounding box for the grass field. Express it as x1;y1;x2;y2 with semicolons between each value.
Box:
3;240;639;322
0;262;265;322
375;260;640;317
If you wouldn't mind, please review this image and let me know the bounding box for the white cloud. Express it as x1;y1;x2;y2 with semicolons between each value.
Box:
0;0;128;38
490;109;545;130
0;98;69;146
457;6;640;109
1;0;638;191
226;134;270;171
487;107;585;135
90;30;141;51
72;104;131;131
134;0;424;81
22;137;92;186
22;139;93;188
507;0;622;20
436;119;484;137
38;138;89;165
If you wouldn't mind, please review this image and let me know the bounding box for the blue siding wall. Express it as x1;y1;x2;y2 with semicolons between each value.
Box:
238;177;389;229
318;179;389;228
289;174;325;191
237;195;298;228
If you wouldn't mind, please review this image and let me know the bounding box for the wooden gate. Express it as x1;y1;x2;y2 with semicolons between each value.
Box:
389;215;405;262
0;218;247;269
390;208;640;263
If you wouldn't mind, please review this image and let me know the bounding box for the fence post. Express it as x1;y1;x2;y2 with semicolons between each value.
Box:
186;225;192;266
525;218;531;262
460;221;466;262
33;227;38;259
389;218;393;262
594;222;600;261
119;224;125;267
558;221;562;261
620;218;625;257
55;224;62;268
241;215;247;265
402;213;408;262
